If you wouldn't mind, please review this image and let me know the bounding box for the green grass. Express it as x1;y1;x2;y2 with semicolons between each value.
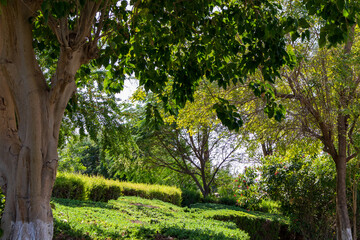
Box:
52;196;250;240
190;203;294;240
190;202;288;223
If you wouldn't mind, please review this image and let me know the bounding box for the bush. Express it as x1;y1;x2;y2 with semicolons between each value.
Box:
218;196;237;206
52;173;86;200
52;172;182;206
234;166;266;211
181;189;201;206
87;182;120;202
256;199;281;214
192;203;296;240
262;154;336;239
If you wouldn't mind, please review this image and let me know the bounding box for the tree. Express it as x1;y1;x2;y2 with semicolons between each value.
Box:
135;82;242;198
0;0;317;238
227;79;322;160
147;123;241;198
0;1;130;238
275;28;360;239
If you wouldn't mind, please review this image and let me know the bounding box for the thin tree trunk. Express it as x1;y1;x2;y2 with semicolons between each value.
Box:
336;159;353;240
336;115;352;240
353;180;357;239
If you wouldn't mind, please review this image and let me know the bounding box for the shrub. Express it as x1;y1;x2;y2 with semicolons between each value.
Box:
52;172;182;206
181;189;201;206
52;173;86;200
234;166;266;211
218;196;237;206
193;203;295;240
262;154;336;239
256;199;281;214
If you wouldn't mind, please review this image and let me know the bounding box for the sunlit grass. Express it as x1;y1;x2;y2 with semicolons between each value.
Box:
52;196;250;240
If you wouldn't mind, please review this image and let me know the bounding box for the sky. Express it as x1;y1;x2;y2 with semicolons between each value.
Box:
117;78;139;101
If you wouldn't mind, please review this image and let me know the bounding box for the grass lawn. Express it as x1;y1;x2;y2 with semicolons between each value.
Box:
52;196;250;240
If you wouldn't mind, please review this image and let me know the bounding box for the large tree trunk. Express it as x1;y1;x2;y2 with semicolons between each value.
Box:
0;7;58;240
0;2;88;239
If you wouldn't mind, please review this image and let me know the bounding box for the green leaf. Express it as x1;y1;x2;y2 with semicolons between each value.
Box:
298;18;310;28
337;0;345;11
319;30;326;48
291;31;300;42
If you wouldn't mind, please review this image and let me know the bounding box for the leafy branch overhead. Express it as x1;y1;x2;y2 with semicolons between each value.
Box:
129;0;358;129
27;0;359;132
130;0;294;127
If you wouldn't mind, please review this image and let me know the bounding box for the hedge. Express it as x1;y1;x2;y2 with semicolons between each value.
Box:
52;172;182;206
192;203;299;240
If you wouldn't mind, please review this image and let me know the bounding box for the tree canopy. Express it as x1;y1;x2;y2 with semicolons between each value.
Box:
0;0;359;239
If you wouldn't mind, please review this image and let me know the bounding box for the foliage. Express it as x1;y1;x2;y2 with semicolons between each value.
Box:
0;190;4;236
131;0;301;130
58;137;93;174
52;196;250;240
0;190;4;217
235;166;266;211
181;189;202;207
52;172;182;206
346;157;360;239
303;0;360;48
261;153;337;239
213;167;238;197
58;135;138;180
135;84;243;198
59;99;139;180
190;203;294;240
256;200;282;215
53;173;86;201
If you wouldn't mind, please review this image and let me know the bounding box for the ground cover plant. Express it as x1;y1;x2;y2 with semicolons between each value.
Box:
52;196;250;240
190;203;294;240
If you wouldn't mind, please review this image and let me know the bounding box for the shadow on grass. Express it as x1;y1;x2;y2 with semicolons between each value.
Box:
136;225;248;240
52;197;116;210
190;203;287;222
54;217;126;240
53;218;91;240
190;203;241;211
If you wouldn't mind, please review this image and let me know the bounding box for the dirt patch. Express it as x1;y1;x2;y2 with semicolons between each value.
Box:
130;202;160;209
130;220;144;224
154;233;175;240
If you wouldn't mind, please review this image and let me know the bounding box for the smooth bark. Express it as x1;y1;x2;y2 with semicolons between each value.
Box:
0;1;99;239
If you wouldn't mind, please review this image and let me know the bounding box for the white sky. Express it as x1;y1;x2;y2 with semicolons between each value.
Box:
117;78;139;101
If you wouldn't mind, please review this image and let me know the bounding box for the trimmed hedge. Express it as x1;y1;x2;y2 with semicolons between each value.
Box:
52;172;182;206
52;173;86;200
192;203;299;240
